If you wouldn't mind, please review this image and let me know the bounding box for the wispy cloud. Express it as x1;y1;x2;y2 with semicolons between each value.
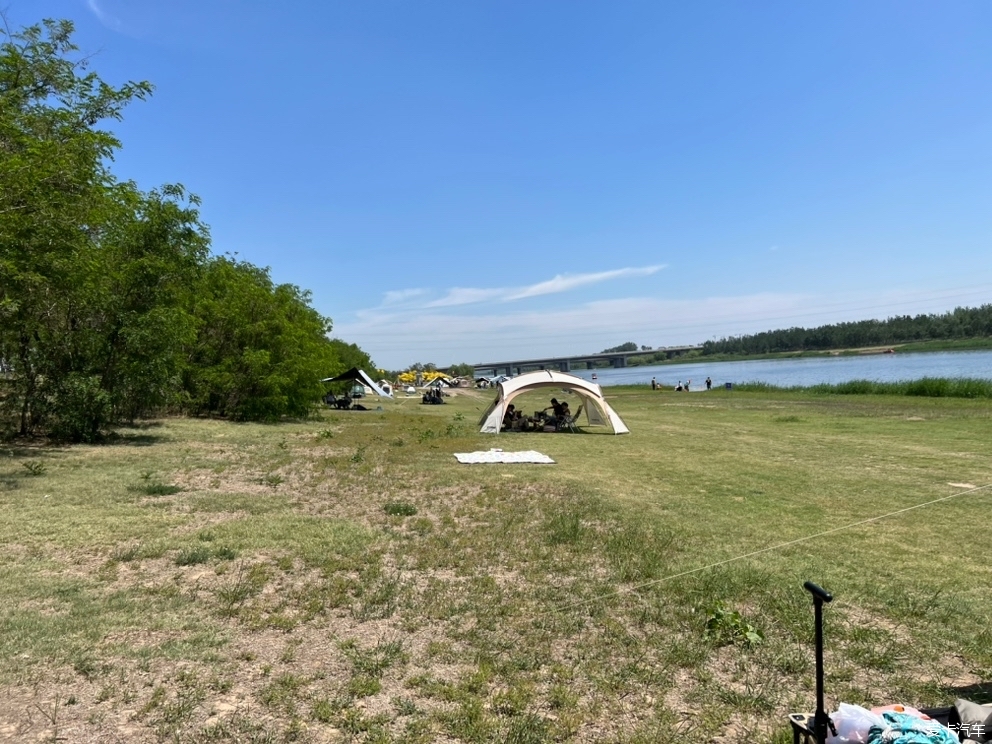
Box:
86;0;125;31
426;287;507;308
382;288;428;305
336;283;992;370
505;265;665;300
337;291;812;368
384;264;666;310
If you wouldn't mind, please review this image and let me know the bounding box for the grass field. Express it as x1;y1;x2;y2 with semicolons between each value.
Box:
2;386;991;743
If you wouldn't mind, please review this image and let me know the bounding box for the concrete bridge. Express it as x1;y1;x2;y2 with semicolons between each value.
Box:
472;345;702;377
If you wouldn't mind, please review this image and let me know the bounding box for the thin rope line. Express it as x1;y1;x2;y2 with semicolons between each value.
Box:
535;482;992;619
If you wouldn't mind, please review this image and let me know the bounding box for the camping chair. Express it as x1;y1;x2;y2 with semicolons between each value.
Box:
558;405;583;433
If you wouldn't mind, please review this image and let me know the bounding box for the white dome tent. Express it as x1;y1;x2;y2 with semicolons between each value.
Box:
478;370;629;434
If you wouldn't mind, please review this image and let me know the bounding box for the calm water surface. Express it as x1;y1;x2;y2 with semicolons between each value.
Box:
567;350;992;388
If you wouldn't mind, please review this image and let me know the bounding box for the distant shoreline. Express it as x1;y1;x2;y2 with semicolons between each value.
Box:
624;337;992;367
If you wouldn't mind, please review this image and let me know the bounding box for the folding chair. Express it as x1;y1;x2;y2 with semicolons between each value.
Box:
558;404;583;433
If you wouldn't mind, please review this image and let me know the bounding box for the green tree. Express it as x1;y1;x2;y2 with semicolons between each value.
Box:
446;362;476;378
326;339;375;376
183;257;336;420
1;17;374;435
0;18;158;439
94;186;209;421
601;342;638;353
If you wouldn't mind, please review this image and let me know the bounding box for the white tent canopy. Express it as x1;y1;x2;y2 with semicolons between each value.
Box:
478;370;629;434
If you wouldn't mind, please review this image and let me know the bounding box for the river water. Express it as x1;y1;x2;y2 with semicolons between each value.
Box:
565;350;992;388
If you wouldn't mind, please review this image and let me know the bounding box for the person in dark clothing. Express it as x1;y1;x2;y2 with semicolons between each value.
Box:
502;404;517;430
542;397;565;427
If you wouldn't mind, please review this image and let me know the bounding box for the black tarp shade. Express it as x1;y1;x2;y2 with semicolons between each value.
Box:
320;368;393;398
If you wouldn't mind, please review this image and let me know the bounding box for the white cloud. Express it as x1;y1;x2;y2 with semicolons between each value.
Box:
425;287;507;308
382;288;428;305
336;291;811;369
505;265;665;301
379;264;666;311
335;283;992;370
86;0;125;31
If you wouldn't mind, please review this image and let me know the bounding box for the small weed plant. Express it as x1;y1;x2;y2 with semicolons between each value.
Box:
139;482;182;496
383;502;418;517
21;461;46;476
175;546;212;566
704;603;764;648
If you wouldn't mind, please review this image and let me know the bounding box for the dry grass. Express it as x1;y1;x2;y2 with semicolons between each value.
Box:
1;388;991;742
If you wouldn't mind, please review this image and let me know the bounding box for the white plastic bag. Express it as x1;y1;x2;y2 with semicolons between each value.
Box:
826;703;886;744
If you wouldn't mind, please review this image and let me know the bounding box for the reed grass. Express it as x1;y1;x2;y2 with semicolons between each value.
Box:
735;376;992;398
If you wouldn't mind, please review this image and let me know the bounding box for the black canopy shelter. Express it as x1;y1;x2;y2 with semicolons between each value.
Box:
320;368;393;398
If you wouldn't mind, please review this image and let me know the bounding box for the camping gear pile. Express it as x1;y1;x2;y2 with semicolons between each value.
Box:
791;583;989;744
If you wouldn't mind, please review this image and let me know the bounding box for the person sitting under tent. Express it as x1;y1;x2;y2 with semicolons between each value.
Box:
477;370;630;435
502;404;517;430
422;388;444;405
539;397;565;428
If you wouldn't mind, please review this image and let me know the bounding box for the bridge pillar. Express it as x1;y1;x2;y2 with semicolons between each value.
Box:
514;366;522;375
586;362;594;370
559;360;570;372
504;366;512;376
612;357;626;368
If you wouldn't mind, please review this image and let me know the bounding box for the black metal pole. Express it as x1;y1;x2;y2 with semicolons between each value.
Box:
813;597;828;744
803;581;833;744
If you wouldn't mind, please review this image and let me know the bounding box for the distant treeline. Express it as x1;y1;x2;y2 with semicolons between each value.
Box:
1;20;371;440
701;305;992;356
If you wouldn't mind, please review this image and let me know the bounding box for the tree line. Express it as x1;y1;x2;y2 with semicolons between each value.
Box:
700;305;992;356
0;19;370;440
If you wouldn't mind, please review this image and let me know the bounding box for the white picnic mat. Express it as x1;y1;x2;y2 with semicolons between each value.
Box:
454;449;555;464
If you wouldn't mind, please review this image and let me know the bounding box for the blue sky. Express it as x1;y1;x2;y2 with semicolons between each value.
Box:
11;1;992;369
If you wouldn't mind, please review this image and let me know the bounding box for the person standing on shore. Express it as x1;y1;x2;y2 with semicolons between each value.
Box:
705;377;712;390
651;377;657;390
